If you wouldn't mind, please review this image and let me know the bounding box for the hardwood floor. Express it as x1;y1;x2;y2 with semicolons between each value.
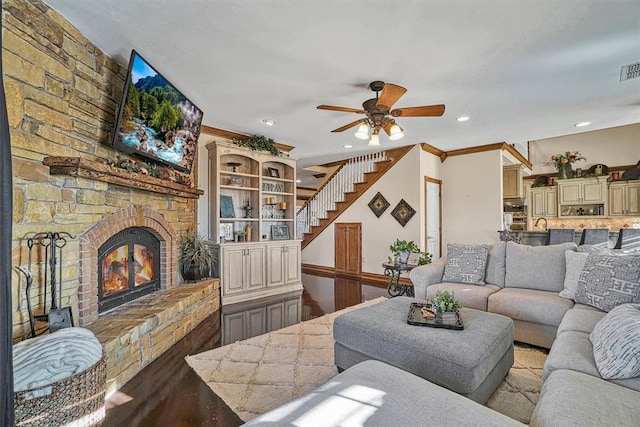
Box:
103;274;388;426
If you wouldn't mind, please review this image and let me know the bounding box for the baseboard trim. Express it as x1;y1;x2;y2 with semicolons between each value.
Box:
301;263;335;277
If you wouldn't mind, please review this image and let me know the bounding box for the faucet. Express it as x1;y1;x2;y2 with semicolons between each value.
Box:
534;217;548;231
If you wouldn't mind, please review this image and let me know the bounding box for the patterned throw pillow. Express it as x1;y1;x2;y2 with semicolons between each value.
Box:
442;244;488;285
575;253;640;312
590;303;640;379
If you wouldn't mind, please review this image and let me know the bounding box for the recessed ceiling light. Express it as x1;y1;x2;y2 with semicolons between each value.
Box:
262;119;275;126
574;121;591;127
456;116;470;122
343;144;353;148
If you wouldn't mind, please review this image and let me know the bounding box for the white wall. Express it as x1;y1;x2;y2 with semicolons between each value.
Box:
441;150;503;245
302;145;432;274
530;123;640;175
196;133;217;238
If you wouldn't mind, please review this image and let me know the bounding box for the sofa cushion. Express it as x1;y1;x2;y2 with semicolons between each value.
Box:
543;329;640;392
559;251;589;300
505;242;577;292
575;253;640;312
488;287;573;327
485;241;506;287
442;244;488;285
426;283;501;311
556;307;605;336
591;303;640;380
531;369;640;427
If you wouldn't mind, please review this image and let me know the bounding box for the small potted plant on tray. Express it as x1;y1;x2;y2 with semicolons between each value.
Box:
429;290;462;323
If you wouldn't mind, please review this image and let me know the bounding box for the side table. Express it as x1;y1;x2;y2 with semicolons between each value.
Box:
382;262;416;297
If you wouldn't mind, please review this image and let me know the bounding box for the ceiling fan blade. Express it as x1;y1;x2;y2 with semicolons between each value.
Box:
391;104;446;117
331;119;364;133
376;83;407;109
317;105;366;114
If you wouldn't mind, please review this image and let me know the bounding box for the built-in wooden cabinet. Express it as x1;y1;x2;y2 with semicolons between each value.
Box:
207;140;303;305
530;187;557;217
609;181;640;216
557;176;607;217
503;165;524;199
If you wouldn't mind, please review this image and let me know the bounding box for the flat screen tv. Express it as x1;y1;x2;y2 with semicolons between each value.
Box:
112;50;203;174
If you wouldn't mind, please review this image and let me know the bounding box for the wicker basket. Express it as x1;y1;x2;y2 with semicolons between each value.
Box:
14;354;107;427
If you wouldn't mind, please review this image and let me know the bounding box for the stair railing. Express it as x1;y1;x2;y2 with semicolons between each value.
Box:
296;151;387;239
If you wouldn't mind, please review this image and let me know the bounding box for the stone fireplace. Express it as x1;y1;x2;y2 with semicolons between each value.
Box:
77;206;178;326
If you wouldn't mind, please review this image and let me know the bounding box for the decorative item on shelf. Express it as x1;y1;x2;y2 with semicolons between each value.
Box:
235;230;246;242
388;239;432;265
547;177;555;186
428;290;462;324
575;168;583;177
220;195;235;218
268;196;275;204
621;167;640;181
543;151;586;180
271;225;289;240
368;192;391;218
244;224;253;242
588;164;608;176
242;200;253;218
267;167;280;178
611;171;620;180
219;223;234;242
532;176;550;187
232;134;282;157
228;176;244;186
226;162;242;173
391;199;416;226
178;228;217;282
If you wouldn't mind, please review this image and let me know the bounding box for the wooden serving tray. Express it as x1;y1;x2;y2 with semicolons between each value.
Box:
406;302;464;330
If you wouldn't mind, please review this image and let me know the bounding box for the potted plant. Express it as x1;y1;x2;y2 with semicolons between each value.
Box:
178;229;217;282
235;230;246;242
429;290;462;323
388;239;432;265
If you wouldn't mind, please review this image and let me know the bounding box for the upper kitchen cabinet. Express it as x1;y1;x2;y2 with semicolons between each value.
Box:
503;165;525;199
609;180;640;216
557;176;608;217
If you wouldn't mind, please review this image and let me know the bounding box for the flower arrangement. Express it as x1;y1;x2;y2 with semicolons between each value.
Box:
543;151;586;179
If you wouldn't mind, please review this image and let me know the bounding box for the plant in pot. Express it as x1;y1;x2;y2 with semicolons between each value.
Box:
235;230;246;242
388;239;432;265
178;229;217;282
429;290;462;323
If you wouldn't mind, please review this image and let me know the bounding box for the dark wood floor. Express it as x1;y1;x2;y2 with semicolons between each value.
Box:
103;274;388;426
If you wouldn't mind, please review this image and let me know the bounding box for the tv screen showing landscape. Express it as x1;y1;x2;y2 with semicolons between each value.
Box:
112;50;203;174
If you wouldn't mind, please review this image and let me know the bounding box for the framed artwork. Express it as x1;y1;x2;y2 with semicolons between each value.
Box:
219;222;234;242
267;167;280;178
406;253;421;266
271;224;289;240
391;199;416;227
220;195;235;218
368;192;390;218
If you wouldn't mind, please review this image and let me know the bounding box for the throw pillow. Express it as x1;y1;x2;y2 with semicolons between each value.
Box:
559;251;589;300
574;253;640;312
590;303;640;379
441;243;488;285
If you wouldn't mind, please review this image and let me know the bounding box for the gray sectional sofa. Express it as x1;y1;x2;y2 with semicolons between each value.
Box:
245;241;640;426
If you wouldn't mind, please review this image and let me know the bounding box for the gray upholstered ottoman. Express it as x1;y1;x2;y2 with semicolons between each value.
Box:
333;296;514;403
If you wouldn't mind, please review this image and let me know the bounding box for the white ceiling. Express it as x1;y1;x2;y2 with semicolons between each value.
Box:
44;0;640;170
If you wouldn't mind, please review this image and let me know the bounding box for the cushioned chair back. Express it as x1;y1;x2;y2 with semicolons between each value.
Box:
579;228;609;246
546;229;575;245
613;228;640;250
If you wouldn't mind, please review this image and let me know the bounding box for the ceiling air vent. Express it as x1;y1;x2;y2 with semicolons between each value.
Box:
620;62;640;82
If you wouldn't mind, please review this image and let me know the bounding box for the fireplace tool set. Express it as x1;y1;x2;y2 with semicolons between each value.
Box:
15;231;76;337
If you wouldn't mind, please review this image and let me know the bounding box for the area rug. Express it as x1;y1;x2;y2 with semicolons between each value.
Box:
186;297;547;423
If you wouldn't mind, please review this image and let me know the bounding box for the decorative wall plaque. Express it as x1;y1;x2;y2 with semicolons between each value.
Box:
368;192;390;218
391;199;416;227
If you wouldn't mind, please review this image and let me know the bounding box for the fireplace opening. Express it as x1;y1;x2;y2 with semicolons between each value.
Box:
98;227;161;313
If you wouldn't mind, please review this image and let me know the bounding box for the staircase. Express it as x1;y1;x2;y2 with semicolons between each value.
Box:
296;145;413;249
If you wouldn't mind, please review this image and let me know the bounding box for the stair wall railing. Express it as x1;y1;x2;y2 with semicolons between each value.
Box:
296;151;387;239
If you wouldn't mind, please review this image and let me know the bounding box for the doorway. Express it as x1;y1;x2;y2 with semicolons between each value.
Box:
334;223;362;278
425;177;442;260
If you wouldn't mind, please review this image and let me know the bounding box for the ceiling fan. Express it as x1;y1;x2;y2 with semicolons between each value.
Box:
317;81;445;146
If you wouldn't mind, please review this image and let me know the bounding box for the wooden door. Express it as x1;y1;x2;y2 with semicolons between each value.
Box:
334;223;361;278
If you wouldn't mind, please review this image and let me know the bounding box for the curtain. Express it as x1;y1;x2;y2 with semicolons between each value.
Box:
0;16;16;427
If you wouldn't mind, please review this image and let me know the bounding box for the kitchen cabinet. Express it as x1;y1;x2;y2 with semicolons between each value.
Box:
530;187;557;217
558;176;607;204
609;181;640;216
265;241;301;289
503;165;524;199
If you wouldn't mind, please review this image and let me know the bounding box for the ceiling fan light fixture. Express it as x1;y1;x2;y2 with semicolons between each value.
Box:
368;132;381;147
354;123;370;140
389;123;404;140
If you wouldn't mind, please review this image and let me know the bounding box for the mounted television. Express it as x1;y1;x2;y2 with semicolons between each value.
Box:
112;50;203;174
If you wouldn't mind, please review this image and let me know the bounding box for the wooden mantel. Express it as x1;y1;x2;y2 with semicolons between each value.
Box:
43;157;204;199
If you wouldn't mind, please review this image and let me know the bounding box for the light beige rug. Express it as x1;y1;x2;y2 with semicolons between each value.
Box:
186;297;547;424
